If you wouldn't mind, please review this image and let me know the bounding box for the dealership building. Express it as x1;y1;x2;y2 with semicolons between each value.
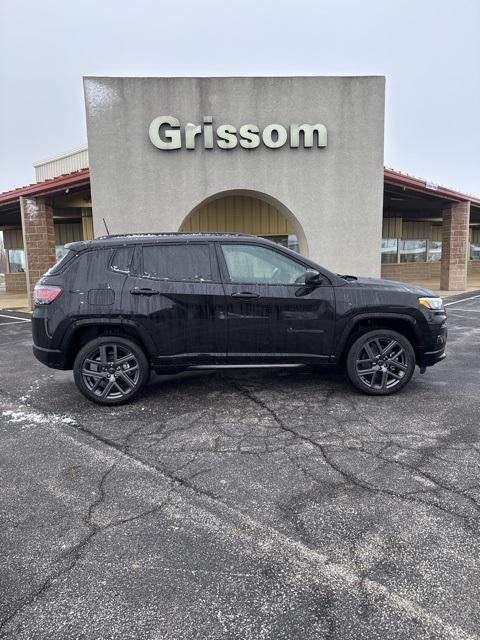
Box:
1;76;479;307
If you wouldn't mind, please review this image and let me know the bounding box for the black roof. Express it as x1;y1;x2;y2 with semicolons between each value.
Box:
64;231;343;284
66;232;266;250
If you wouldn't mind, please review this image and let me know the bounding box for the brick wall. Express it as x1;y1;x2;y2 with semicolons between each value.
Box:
468;261;480;275
381;261;441;282
20;196;57;304
382;260;480;282
440;202;470;291
5;272;27;293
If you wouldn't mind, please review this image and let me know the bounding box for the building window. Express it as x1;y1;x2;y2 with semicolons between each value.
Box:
427;240;442;262
399;240;427;263
381;239;398;264
7;249;26;272
471;243;480;261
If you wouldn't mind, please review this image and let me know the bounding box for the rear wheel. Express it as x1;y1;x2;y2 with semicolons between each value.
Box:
73;336;149;405
346;329;415;395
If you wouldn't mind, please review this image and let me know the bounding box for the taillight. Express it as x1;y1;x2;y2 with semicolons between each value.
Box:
33;284;62;305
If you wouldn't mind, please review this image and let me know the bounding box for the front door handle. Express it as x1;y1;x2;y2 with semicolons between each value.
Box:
231;291;260;299
130;288;160;296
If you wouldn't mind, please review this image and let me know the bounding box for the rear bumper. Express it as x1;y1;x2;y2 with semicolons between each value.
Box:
32;345;66;369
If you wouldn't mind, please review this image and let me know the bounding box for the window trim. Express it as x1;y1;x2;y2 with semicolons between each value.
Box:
108;245;135;274
139;242;218;283
216;241;316;287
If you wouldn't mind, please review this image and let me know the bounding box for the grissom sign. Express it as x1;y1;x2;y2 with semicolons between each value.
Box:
148;116;327;150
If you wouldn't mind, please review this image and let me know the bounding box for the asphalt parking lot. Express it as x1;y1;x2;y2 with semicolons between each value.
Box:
0;296;480;640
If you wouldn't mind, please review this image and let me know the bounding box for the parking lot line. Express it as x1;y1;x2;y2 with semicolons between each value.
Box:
447;308;480;313
0;313;31;322
444;294;480;306
0;320;31;326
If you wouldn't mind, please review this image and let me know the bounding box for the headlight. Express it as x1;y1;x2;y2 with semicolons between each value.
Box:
418;297;444;310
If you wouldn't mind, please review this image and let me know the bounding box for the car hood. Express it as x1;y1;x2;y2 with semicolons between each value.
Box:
349;276;438;298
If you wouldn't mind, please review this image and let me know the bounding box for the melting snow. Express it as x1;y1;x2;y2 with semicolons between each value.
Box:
2;410;77;427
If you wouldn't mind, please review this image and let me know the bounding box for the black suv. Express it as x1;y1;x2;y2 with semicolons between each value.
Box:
32;233;447;405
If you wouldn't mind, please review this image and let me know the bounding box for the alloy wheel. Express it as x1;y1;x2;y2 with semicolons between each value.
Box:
81;343;140;400
355;336;409;391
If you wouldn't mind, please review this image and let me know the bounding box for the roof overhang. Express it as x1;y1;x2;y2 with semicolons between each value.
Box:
0;169;90;208
384;167;480;207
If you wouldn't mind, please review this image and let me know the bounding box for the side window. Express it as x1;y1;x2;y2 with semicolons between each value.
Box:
111;246;134;273
221;244;307;285
142;244;212;281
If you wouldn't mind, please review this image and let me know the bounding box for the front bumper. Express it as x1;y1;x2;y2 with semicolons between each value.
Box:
419;320;448;367
421;348;447;367
32;344;66;369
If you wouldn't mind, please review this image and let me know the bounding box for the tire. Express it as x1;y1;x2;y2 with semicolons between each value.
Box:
346;329;415;396
73;336;150;405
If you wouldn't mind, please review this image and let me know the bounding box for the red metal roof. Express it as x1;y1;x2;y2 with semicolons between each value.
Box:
1;166;479;208
0;168;90;206
384;167;480;206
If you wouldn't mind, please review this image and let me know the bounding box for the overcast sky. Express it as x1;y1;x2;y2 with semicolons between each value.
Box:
0;0;479;195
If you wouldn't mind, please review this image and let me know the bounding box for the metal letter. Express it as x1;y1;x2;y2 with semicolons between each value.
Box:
239;124;260;149
262;124;288;149
216;125;238;149
185;122;202;150
203;116;214;149
290;124;327;148
149;116;181;150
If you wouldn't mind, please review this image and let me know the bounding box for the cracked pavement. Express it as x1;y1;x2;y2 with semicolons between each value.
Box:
0;296;479;639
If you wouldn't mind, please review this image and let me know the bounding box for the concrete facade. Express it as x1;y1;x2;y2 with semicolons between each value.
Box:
84;76;385;277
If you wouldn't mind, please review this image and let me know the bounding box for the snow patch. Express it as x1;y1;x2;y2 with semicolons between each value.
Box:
85;79;120;115
25;199;39;221
2;410;50;425
2;410;78;427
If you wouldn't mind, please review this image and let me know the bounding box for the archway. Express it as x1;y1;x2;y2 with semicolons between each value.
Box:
179;189;309;256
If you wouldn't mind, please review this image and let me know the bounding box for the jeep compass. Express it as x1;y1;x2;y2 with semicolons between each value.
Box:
31;233;447;405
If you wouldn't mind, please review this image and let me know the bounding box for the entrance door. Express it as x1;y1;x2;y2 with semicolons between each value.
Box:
217;242;336;364
123;242;227;366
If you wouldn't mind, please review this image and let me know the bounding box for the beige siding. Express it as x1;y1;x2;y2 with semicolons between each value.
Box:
383;218;443;241
471;228;480;243
180;196;295;236
54;223;83;246
34;146;89;182
401;220;432;240
82;210;94;240
382;217;402;238
3;228;24;250
431;224;442;241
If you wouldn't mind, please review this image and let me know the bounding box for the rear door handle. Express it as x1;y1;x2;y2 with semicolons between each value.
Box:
130;288;160;296
231;291;260;299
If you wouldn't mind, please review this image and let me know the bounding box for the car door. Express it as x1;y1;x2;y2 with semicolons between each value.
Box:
217;242;335;364
124;241;227;366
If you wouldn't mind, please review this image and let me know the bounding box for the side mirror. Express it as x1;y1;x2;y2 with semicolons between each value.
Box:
304;269;322;286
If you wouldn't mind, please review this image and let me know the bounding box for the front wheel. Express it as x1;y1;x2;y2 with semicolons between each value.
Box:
73;336;149;405
346;329;416;395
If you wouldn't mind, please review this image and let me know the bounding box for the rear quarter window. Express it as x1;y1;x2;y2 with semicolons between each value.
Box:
46;250;76;275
